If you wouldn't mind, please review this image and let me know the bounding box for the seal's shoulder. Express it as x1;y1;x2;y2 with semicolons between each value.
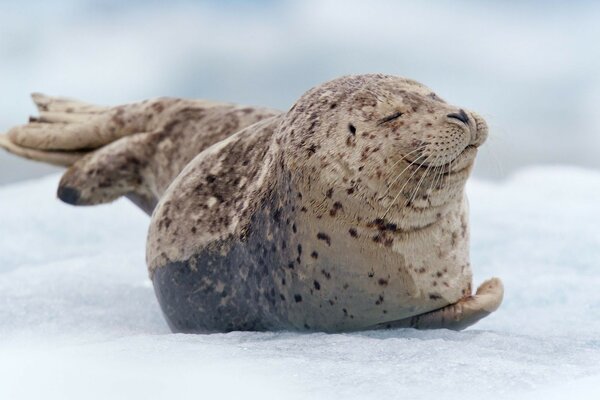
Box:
146;116;282;274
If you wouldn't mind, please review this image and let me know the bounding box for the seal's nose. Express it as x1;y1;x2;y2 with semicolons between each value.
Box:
447;109;470;125
469;111;488;147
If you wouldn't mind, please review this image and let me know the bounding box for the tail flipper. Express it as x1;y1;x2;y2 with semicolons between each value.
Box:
5;93;143;152
1;94;159;213
0;133;85;167
57;132;157;213
2;93;279;215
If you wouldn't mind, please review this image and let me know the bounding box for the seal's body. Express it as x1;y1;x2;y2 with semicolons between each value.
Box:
0;74;503;332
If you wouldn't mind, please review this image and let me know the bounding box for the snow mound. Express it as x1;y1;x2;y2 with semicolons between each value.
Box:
0;167;599;399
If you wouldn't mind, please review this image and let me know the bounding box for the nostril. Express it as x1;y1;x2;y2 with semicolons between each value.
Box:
447;109;469;125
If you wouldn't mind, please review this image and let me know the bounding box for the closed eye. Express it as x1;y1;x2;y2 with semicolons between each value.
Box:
377;111;403;125
447;109;469;125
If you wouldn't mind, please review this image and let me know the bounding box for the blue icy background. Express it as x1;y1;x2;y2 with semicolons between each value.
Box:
1;0;600;183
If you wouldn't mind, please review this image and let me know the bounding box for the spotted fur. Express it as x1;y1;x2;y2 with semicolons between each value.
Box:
0;74;503;332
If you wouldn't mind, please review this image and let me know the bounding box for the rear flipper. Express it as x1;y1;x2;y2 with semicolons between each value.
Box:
377;277;504;331
56;132;159;214
0;93;114;166
0;133;85;167
1;93;279;215
0;93;163;214
5;93;148;152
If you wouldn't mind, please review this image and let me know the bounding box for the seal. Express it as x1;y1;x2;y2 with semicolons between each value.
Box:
0;74;503;332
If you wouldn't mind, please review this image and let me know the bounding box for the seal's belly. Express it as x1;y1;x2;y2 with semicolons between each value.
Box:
280;203;472;331
151;221;472;333
275;225;472;331
150;190;472;333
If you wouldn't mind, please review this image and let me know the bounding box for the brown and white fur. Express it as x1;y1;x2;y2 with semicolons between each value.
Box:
0;74;503;332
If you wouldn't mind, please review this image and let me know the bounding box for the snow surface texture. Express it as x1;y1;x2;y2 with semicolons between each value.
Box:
0;168;599;399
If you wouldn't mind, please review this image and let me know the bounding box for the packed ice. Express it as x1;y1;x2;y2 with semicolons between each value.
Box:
0;167;599;399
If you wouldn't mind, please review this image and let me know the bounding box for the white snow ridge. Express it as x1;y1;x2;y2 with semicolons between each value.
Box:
0;168;599;400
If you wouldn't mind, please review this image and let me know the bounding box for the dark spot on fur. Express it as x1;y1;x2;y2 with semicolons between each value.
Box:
378;278;388;287
206;174;216;183
294;294;303;303
316;232;331;246
348;124;356;135
326;188;333;198
273;209;281;223
151;102;165;113
329;202;343;217
429;294;442;300
313;280;321;290
311;251;319;259
321;269;331;279
348;228;358;237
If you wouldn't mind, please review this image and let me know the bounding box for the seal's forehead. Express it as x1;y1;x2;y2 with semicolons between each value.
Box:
311;74;443;104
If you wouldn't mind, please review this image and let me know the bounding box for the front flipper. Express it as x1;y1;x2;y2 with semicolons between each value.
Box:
377;277;504;331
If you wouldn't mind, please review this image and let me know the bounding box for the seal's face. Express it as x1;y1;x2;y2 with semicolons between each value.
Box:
280;74;488;226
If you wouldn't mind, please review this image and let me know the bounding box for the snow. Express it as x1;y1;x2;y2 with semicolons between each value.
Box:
0;167;599;399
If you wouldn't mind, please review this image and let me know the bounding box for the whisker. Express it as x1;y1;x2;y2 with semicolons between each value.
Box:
441;159;453;194
406;154;436;207
382;153;435;218
383;145;427;181
425;156;442;200
431;156;447;195
379;149;428;200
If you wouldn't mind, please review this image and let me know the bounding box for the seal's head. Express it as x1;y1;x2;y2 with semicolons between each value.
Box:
277;74;488;229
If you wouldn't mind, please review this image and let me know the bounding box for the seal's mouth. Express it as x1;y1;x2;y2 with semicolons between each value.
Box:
414;145;477;174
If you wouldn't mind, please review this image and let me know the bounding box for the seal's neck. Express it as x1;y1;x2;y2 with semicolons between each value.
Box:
276;152;471;237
